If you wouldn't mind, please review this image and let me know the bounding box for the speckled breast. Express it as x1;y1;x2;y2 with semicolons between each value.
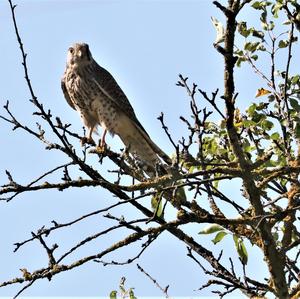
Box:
66;67;118;133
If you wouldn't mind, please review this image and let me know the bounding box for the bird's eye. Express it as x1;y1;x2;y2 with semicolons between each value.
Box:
69;47;74;54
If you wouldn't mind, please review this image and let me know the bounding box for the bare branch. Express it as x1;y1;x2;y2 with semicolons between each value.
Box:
137;263;170;298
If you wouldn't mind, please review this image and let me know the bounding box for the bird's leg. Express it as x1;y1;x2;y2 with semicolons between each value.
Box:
98;129;107;152
100;129;107;147
87;127;96;144
80;126;96;146
96;129;107;153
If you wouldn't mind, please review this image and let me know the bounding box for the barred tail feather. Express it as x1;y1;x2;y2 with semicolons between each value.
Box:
116;113;186;205
137;127;172;166
115;114;170;174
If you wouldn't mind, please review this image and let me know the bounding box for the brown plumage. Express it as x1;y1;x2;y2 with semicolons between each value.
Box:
61;43;171;173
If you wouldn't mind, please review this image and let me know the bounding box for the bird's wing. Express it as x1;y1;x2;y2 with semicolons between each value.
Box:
92;62;148;134
93;62;172;165
61;75;76;110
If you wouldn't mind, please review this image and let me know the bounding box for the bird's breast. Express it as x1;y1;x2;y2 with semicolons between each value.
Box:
65;69;118;134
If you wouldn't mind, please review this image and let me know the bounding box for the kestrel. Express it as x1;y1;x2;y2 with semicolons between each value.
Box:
61;43;171;173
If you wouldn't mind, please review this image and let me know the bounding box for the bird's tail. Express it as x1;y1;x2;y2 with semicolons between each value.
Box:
116;114;186;208
116;114;171;174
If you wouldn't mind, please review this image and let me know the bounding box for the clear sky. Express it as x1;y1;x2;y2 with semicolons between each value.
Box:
0;0;296;298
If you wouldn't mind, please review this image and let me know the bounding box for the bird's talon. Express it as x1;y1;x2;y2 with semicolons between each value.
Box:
96;143;107;153
80;137;96;146
96;146;106;153
80;137;87;146
98;138;107;148
88;138;96;146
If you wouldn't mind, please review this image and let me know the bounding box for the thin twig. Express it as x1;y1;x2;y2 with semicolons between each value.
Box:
137;263;170;298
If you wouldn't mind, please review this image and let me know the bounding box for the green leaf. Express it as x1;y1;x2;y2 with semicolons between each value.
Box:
268;94;275;102
257;43;266;51
292;231;299;242
252;112;266;123
243;119;255;127
291;75;300;85
244;145;254;153
261;119;274;130
270;132;280;140
110;291;117;299
257;102;269;110
247;103;257;116
283;19;292;26
273;231;279;241
252;1;272;9
295;123;300;139
129;289;137;299
212;231;228;244
239;240;248;265
251;1;262;9
176;185;187;202
278;40;289;48
260;11;268;30
233;234;239;247
244;41;260;52
271;2;283;18
290;98;300;112
252;29;265;39
233;235;248;265
238;22;250;37
251;54;258;61
213;177;220;189
151;193;163;217
268;20;275;30
199;224;224;235
235;49;244;56
236;56;247;67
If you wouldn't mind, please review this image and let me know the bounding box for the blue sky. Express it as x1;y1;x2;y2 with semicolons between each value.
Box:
0;0;296;298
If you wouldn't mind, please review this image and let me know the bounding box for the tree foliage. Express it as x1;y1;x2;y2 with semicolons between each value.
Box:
1;0;300;298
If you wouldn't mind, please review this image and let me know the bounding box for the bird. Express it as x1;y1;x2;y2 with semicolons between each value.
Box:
61;43;171;174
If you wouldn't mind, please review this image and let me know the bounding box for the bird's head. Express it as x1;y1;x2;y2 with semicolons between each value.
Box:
66;43;92;68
